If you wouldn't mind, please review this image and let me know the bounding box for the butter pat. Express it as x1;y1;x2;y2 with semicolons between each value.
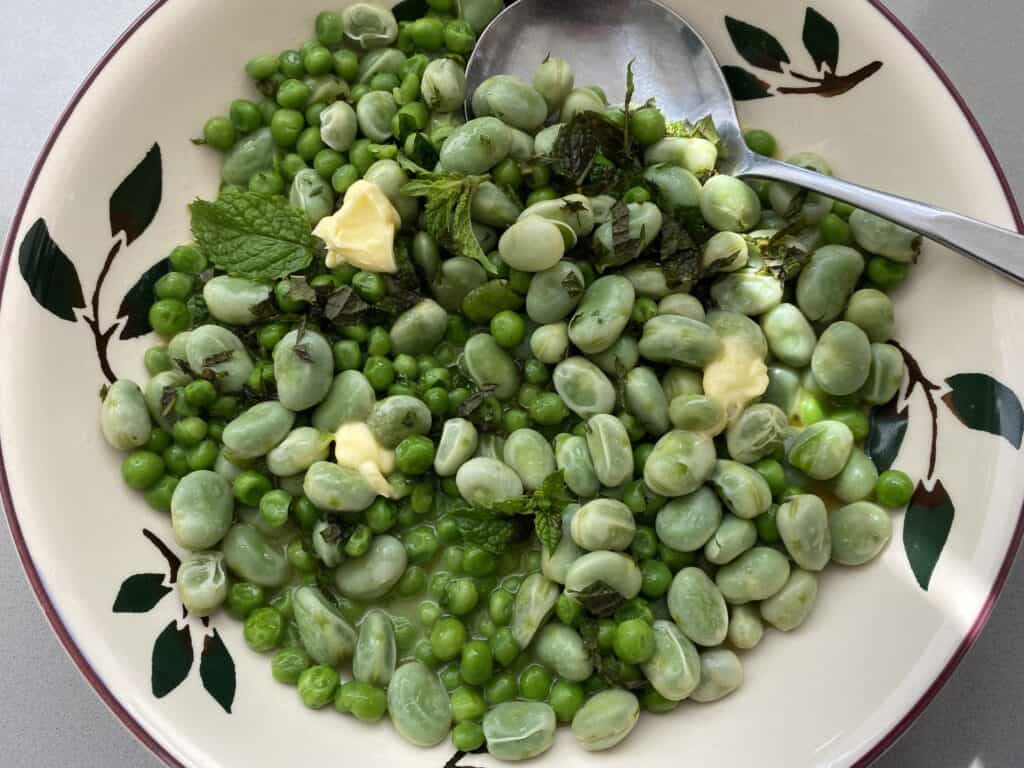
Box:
335;421;396;498
702;336;769;423
313;180;401;273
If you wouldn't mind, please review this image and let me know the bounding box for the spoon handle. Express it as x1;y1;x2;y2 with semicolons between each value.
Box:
742;156;1024;285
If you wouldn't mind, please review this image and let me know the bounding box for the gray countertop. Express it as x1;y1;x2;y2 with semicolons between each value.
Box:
1;1;1022;766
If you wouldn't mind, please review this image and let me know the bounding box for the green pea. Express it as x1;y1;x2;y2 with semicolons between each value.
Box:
244;606;285;652
876;469;914;508
272;646;312;685
743;128;777;156
298;664;340;709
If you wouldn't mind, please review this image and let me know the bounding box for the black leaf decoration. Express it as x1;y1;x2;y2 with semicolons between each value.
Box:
117;258;170;339
802;7;839;73
143;528;182;583
17;218;85;322
151;620;194;698
445;750;486;768
112;573;172;613
200;629;236;714
942;373;1024;450
724;17;790;73
904;479;955;590
721;66;773;101
110;143;162;245
392;0;428;21
866;396;909;473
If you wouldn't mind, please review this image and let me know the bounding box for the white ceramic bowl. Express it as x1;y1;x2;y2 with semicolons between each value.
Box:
2;1;1023;766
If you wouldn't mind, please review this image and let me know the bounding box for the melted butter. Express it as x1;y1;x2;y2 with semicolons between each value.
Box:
313;180;401;273
702;336;769;423
334;421;396;498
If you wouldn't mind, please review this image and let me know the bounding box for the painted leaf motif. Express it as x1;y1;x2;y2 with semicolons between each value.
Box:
866;396;909;473
724;17;790;73
112;573;171;613
802;7;839;73
151;620;194;698
445;750;487;767
903;479;954;590
143;528;182;582
200;629;236;713
18;218;85;322
721;66;773;101
117;258;170;339
392;0;428;22
110;143;162;245
942;373;1024;449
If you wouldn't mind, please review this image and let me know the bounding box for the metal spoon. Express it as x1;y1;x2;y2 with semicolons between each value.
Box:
466;0;1024;284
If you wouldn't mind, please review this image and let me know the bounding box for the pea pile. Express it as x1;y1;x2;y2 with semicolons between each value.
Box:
100;0;920;759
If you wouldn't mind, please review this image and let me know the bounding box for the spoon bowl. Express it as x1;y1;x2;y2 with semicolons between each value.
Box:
467;0;1024;284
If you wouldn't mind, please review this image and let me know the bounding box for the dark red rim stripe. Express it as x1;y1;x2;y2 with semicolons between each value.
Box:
0;2;1021;767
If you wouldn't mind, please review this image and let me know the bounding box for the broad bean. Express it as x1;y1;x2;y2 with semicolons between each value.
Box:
456;457;524;506
511;573;560;648
715;547;791;603
690;649;743;703
644;430;716;497
830;501;892;565
759;570;818;631
354;609;397;686
484;701;557;760
564;551;642;600
526;262;585;324
640;620;701;701
334;534;408;600
776;494;831;571
389;299;448;356
171;470;233;550
203;276;272;326
312;370;376;432
101;380;152;450
638;315;722;367
667;567;729;646
571;689;640;752
568;275;635;354
655;487;722;552
571;498;636;551
222;523;292;587
553;357;616;418
434;418;479;477
503;428;556;491
584;414;634;487
293;585;357;665
274;329;333;411
187;325;253;393
303;461;378;512
555;435;600;498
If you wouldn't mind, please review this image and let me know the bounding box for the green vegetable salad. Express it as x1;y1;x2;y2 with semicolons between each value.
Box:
100;0;919;759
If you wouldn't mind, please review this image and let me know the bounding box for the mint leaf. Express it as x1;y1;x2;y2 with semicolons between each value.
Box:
401;173;496;274
190;189;313;281
534;506;562;552
570;581;625;618
451;512;515;555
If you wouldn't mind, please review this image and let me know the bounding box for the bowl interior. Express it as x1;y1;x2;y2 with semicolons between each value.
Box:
1;1;1023;767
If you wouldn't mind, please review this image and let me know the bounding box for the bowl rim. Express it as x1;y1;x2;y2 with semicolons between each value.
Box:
1;1;1022;766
